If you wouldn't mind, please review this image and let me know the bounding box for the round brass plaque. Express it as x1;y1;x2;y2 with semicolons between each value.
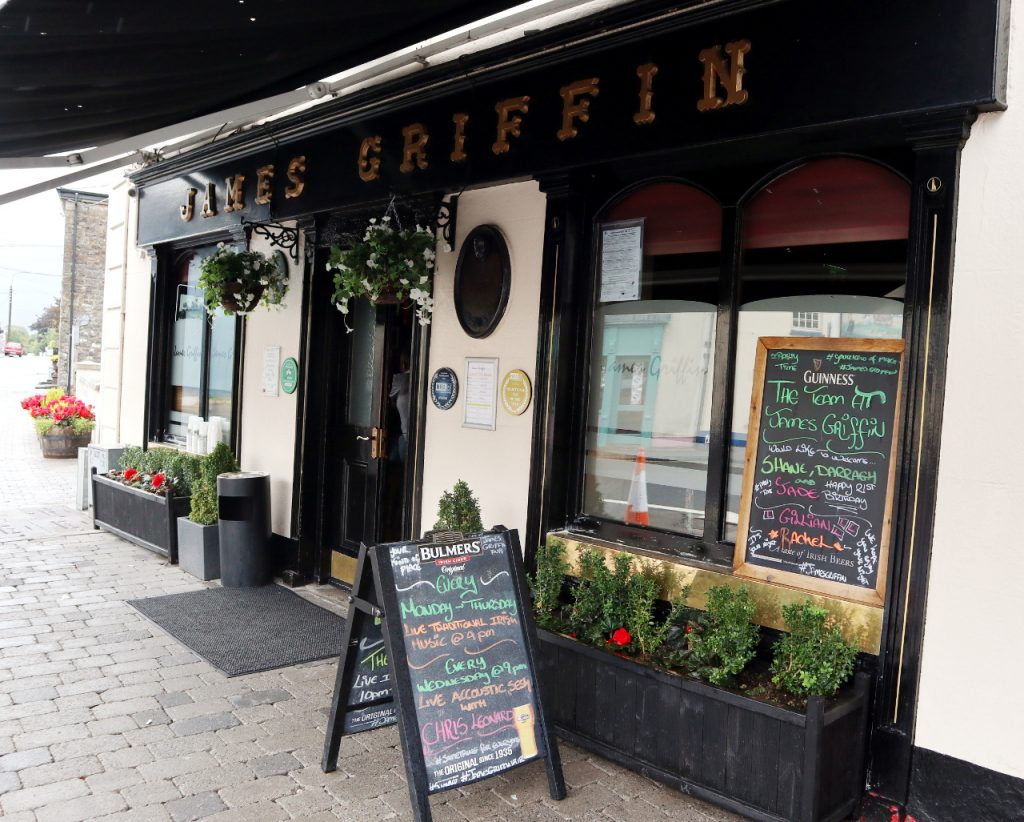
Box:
500;369;532;416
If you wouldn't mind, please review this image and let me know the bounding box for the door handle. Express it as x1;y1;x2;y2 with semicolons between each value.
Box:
370;426;386;460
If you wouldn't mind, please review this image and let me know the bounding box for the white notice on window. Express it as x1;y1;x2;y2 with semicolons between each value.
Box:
463;357;498;430
262;346;281;397
599;221;643;303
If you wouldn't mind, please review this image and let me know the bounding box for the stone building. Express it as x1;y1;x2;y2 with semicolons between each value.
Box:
56;188;108;392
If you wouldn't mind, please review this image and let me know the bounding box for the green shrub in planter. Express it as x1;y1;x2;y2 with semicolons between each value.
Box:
530;538;570;631
433;479;483;533
771;601;858;698
188;444;240;526
118;446;145;471
687;585;759;686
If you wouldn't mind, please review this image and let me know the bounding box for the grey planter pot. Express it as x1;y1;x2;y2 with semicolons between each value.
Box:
176;517;220;580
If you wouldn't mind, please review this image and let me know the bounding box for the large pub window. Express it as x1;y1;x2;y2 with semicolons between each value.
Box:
163;249;238;444
577;159;911;564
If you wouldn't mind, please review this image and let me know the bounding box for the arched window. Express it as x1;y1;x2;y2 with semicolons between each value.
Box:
582;182;722;537
723;158;910;540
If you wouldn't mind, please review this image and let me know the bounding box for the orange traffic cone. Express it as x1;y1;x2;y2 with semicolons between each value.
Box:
624;449;650;526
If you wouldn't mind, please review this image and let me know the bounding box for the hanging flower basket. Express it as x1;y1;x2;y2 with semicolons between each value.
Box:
198;245;288;316
219;284;266;314
327;214;436;332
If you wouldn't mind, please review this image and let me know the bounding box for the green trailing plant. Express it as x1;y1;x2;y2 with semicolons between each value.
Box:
687;585;759;686
530;538;570;631
188;443;240;526
433;479;483;533
198;244;288;316
328;215;436;331
771;601;858;699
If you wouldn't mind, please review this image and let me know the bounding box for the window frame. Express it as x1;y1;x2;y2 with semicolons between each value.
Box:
565;159;913;568
146;241;244;451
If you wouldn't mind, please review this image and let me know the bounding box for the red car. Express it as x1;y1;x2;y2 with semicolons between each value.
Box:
3;342;24;357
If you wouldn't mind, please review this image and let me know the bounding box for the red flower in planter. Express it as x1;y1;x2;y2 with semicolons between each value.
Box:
151;473;166;490
123;468;138;481
608;627;632;647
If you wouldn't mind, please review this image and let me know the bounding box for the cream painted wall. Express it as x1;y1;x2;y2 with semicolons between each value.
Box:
420;181;546;546
98;182;149;447
915;9;1024;779
237;232;304;538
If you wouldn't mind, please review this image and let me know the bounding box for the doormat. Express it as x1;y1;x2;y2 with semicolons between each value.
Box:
128;584;346;677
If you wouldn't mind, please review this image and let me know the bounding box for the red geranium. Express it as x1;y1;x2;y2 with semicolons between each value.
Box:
124;468;139;481
20;394;44;410
607;627;632;648
151;473;166;490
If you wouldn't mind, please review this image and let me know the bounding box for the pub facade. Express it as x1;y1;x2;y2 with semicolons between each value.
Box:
96;0;1021;818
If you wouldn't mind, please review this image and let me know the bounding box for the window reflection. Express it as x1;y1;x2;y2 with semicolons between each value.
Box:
583;183;721;538
723;159;910;541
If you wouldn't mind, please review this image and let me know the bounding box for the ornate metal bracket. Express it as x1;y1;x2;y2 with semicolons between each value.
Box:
241;219;301;264
436;195;459;253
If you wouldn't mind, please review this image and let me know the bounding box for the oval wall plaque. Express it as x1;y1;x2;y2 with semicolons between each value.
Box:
500;369;532;416
430;367;459;410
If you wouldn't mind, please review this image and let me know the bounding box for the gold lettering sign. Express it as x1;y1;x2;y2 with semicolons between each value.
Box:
634;63;658;125
500;369;533;416
697;39;751;111
557;78;600;141
224;175;246;213
400;123;429;173
285;155;306;199
492;96;530;155
201;182;217;218
180;187;197;221
358;137;383;182
451;113;470;163
254;165;275;205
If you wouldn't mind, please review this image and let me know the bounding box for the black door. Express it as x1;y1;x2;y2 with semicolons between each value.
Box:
327;297;414;584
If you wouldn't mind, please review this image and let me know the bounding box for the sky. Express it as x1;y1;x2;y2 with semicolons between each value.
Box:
0;168;125;333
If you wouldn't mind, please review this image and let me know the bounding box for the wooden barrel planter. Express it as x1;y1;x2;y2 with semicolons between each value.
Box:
38;430;92;459
536;629;870;822
91;474;190;563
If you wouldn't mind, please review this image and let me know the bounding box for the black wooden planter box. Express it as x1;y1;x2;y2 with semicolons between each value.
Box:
536;629;869;822
92;474;190;563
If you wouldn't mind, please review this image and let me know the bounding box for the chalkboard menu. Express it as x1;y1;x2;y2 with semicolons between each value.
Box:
322;532;564;822
382;533;544;791
342;617;396;734
734;338;904;607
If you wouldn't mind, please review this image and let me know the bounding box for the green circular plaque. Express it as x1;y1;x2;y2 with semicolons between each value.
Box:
281;357;299;395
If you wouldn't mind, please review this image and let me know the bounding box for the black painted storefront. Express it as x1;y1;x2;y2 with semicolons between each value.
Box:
131;0;1010;817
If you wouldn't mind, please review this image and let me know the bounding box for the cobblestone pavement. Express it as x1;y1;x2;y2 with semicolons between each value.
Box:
0;355;740;822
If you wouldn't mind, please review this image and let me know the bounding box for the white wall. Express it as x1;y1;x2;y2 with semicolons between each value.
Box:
99;180;149;447
419;181;546;544
915;9;1024;779
237;232;304;537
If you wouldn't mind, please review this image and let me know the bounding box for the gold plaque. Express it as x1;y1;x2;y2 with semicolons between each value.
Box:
500;369;532;416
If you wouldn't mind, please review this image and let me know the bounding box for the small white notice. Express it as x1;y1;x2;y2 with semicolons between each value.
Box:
463;357;498;430
262;346;281;397
599;220;644;303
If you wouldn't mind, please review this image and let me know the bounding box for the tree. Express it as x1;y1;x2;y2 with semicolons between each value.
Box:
6;325;29;345
31;298;60;334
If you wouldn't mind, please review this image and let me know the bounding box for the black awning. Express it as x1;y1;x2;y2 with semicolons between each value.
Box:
0;0;521;158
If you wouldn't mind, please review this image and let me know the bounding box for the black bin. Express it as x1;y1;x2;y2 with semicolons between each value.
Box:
217;471;272;587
